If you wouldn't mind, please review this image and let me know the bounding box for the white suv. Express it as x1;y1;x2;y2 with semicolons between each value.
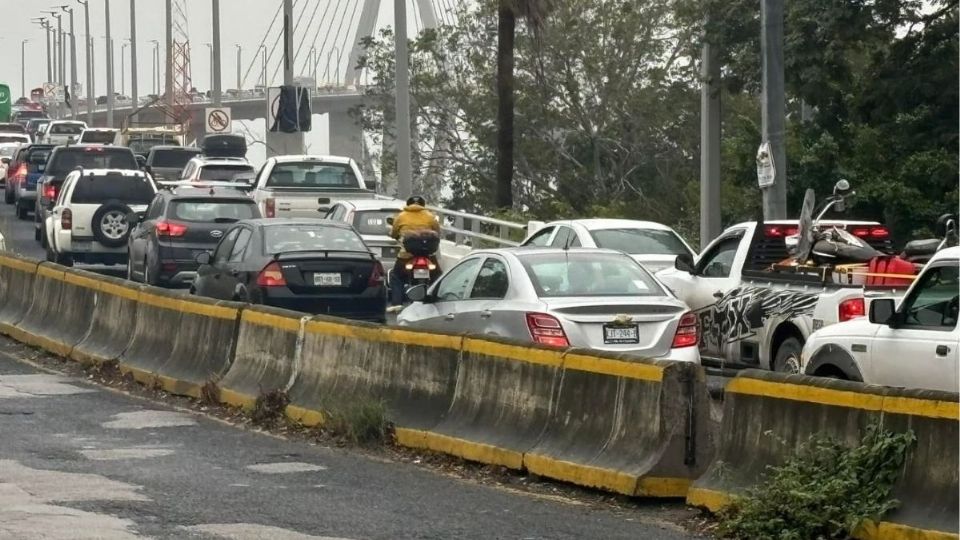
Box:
178;156;255;185
45;169;157;266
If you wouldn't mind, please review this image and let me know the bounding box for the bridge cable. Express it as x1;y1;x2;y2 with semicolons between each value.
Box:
240;0;282;89
292;0;324;73
269;0;313;84
337;0;365;83
298;0;339;76
313;0;349;81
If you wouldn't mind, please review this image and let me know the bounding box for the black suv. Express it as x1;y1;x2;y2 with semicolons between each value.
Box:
35;145;139;245
126;186;261;286
143;145;202;182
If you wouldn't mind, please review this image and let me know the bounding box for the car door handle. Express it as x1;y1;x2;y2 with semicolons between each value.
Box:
480;310;492;319
936;345;951;356
444;314;455;321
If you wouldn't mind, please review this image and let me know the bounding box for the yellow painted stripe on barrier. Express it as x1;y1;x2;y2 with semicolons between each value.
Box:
62;272;102;290
285;404;325;427
523;453;638;495
686;487;733;513
218;387;258;410
137;291;185;312
305;319;383;341
381;328;462;350
242;309;301;332
97;281;140;301
36;265;63;279
562;353;663;382
856;520;959;540
882;395;959;421
0;256;37;273
395;428;524;469
462;338;563;368
28;334;73;358
636;477;692;498
727;377;885;412
137;291;236;320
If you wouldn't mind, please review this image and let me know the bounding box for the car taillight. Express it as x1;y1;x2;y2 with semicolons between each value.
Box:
61;208;72;230
43;184;57;200
11;164;26;181
264;198;275;218
764;225;799;238
838;298;865;322
256;261;286;287
368;261;385;287
849;226;888;239
155;220;188;237
525;312;570;348
672;312;699;348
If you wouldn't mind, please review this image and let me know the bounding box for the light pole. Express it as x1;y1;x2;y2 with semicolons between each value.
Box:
61;5;79;118
309;46;316;84
104;0;114;127
77;0;93;124
121;41;128;96
20;40;29;99
235;44;242;93
129;0;138;118
394;0;413;198
326;47;341;86
258;44;267;89
205;43;213;97
761;0;787;219
211;0;222;106
150;40;160;95
42;11;62;86
31;18;52;84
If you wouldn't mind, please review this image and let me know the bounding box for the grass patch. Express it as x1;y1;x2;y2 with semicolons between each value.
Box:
324;400;391;446
250;389;290;428
717;423;915;540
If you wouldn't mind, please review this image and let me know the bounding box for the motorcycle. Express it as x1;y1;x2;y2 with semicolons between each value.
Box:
789;180;883;266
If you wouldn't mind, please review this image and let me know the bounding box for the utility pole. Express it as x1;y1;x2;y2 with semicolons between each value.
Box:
206;43;213;96
212;0;222;106
235;44;242;92
266;0;305;156
32;18;52;84
77;0;93;124
259;45;267;89
20;40;29;99
104;0;114;127
394;0;413;198
164;0;173;109
700;40;722;248
121;41;128;96
129;0;138;121
761;0;787;219
63;5;78;119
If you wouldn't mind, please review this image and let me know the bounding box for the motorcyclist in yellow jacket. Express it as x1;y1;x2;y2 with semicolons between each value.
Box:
389;196;441;305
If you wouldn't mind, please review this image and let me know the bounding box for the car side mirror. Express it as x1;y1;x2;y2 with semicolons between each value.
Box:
675;253;695;274
406;283;428;303
869;298;897;326
195;251;212;265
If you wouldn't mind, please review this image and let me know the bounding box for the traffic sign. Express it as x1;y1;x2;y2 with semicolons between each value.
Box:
205;107;232;134
42;83;57;97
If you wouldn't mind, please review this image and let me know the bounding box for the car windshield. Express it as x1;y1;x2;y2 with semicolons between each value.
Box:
353;210;398;236
589;228;692;257
80;131;117;144
47;148;138;176
519;252;665;297
263;224;366;254
0;146;19;157
70;175;156;205
50;123;85;135
199;164;255;181
171;199;258;222
0;136;28;145
152;149;200;168
265;161;359;188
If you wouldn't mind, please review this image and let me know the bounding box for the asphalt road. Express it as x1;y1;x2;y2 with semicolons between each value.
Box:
0;339;699;539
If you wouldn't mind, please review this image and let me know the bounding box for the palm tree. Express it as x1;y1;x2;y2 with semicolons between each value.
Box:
495;0;548;210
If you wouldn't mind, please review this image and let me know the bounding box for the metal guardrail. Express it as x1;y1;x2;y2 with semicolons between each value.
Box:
427;205;525;248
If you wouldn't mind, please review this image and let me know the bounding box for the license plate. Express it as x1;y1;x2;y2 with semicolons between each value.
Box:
413;268;430;279
72;241;92;252
313;272;342;286
603;324;639;344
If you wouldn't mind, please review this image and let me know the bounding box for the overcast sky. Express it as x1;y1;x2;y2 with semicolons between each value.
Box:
0;0;440;99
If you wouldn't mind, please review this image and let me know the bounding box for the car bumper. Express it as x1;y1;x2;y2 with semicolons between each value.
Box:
263;287;387;322
654;346;701;364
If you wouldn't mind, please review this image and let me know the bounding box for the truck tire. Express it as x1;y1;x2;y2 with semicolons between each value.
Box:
92;201;134;248
773;337;803;374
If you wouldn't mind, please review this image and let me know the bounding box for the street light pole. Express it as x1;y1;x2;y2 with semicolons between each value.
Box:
205;43;213;97
104;0;114;127
212;0;222;106
150;40;159;95
21;40;29;99
62;5;79;118
235;44;242;93
32;18;52;84
121;41;128;96
77;0;93;124
129;0;138;120
259;45;267;89
394;0;413;198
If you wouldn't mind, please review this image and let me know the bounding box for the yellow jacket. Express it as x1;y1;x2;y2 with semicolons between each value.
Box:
391;204;441;259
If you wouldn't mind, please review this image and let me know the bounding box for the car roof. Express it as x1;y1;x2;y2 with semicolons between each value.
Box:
471;247;632;259
69;168;149;177
240;217;353;229
547;218;676;231
81;127;118;132
53;144;130;152
189;156;251;165
335;199;405;211
164;187;253;199
931;246;960;263
732;219;883;227
271;154;354;165
149;145;199;152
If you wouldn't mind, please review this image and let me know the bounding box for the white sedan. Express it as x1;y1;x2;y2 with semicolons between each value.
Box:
521;219;696;273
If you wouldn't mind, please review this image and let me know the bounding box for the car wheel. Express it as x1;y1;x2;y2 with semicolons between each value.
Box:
56;253;73;267
15;204;28;220
773;337;803;374
92;201;134;248
4;189;13;204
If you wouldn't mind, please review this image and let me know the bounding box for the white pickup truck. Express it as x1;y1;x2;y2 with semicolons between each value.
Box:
250;155;379;219
656;220;909;373
801;246;959;391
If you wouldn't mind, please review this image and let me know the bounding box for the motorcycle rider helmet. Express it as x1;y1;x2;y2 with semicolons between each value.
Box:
406;195;426;207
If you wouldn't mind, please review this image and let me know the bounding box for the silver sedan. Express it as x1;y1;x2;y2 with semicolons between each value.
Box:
398;248;700;363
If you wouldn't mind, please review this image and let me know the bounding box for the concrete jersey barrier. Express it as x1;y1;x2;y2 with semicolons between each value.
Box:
70;275;142;365
0;254;39;333
687;370;959;540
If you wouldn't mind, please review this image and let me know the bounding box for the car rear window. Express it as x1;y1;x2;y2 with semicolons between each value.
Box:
80;130;117;144
0;135;28;144
352;210;397;236
265;162;358;188
47;148;138;176
0;146;18;158
70;175;155;205
263;224;366;254
25;148;52;172
128;135;180;155
49;123;86;135
14;110;46;119
519;252;665;298
151;149;201;168
0;123;26;133
589;228;693;257
170;199;258;222
199;164;255;181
